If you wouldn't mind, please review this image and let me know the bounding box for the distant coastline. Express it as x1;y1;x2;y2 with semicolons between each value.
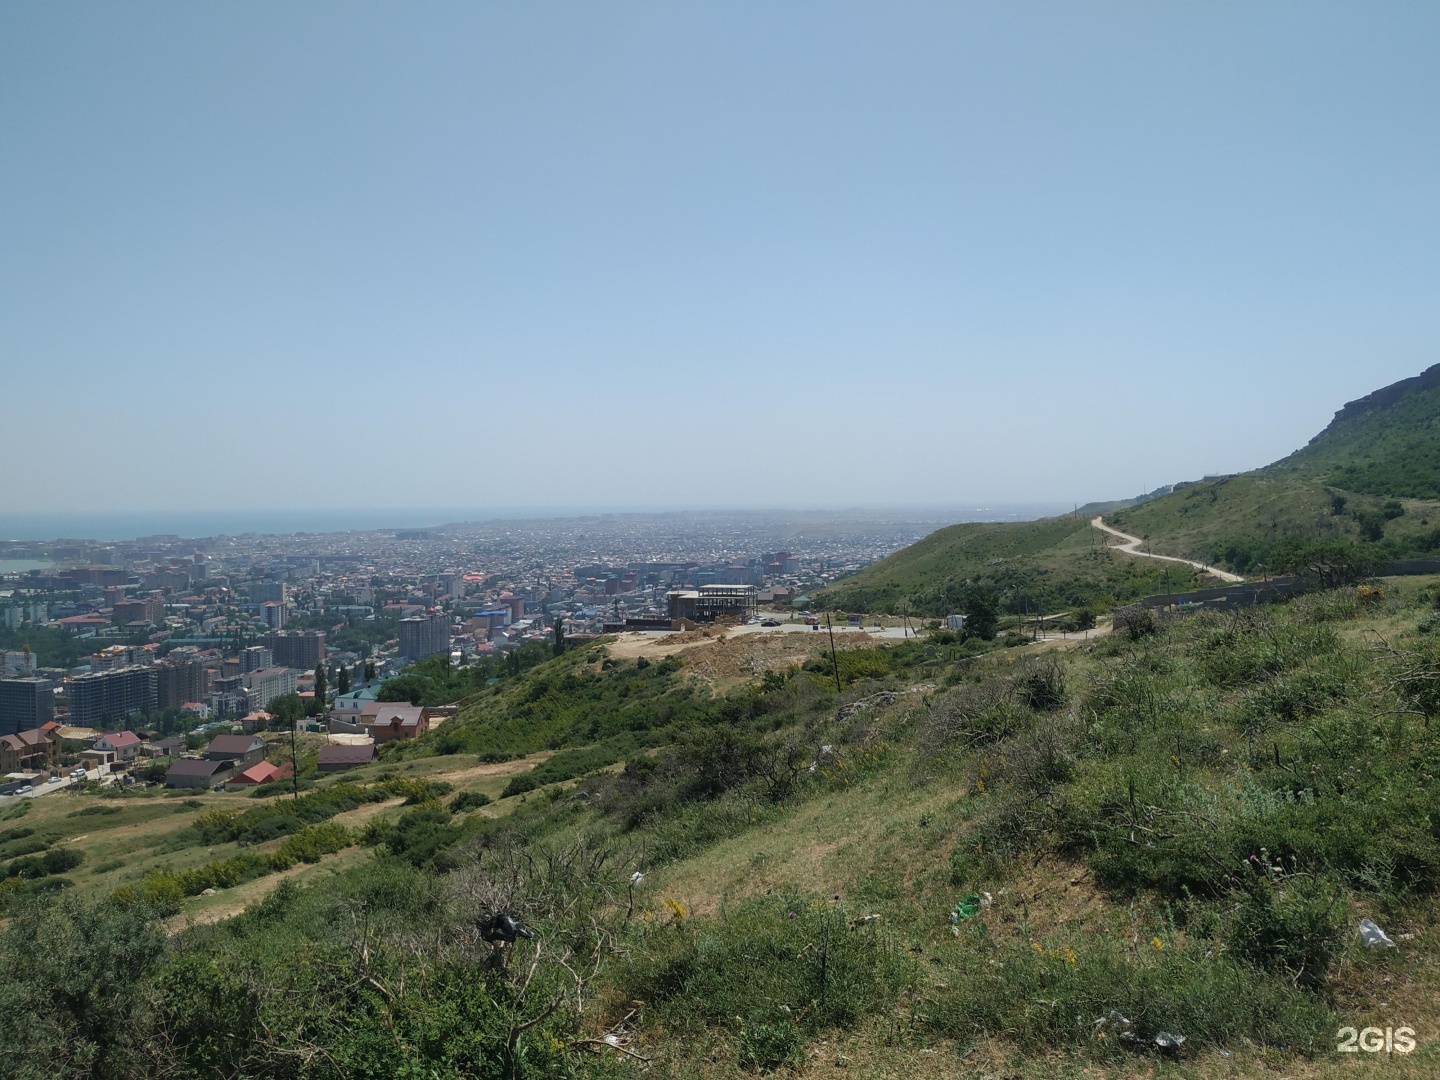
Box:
0;505;1069;544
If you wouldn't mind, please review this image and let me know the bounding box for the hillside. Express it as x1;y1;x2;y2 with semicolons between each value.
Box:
824;364;1440;609
10;576;1440;1077
1271;362;1440;496
819;514;1200;616
1107;364;1440;570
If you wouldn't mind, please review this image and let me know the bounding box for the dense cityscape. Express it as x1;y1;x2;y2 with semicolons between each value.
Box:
0;508;1012;787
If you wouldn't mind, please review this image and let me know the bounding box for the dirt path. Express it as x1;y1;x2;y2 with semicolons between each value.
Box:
1091;515;1244;583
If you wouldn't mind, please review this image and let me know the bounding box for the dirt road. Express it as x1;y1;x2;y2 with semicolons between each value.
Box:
1091;516;1244;583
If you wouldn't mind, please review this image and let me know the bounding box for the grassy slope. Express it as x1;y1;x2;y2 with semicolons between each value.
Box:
13;585;1440;1077
824;366;1440;606
626;580;1440;1078
0;747;553;914
1271;362;1440;497
818;514;1200;615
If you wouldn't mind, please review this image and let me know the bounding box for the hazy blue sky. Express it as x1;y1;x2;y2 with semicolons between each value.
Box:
4;2;1438;519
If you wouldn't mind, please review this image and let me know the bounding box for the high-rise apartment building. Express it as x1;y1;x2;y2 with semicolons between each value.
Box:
1;650;36;676
240;645;274;673
261;601;286;629
155;656;208;711
112;598;164;624
0;677;55;736
399;612;450;661
265;630;325;670
241;666;297;712
251;582;286;604
67;666;157;728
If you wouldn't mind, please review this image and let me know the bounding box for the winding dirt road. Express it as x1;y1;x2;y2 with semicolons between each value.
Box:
1091;516;1244;583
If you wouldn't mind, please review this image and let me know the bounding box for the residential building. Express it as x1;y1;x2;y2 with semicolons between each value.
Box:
165;758;232;789
0;726;61;772
241;666;297;711
261;601;286;629
155;655;208;711
0;677;55;736
230;760;290;785
366;704;429;743
265;629;325;670
141;736;186;758
251;582;286;604
398;612;449;660
317;743;375;771
0;650;36;676
329;691;383;731
93;730;144;762
91;644;155;671
66;667;157;728
112;598;163;625
209;674;247;718
204;734;268;769
240;645;274;673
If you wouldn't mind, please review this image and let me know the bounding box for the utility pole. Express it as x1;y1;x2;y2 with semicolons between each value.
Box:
825;612;842;695
290;708;300;801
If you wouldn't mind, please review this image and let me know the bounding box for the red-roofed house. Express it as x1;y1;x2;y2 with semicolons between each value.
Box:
230;760;292;785
93;730;144;762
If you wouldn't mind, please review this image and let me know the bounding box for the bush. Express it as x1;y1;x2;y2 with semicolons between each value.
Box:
6;846;80;880
925;926;1330;1053
449;790;492;813
618;892;912;1066
381;777;455;805
1227;874;1347;986
502;745;621;798
192;783;384;845
0;894;167;1077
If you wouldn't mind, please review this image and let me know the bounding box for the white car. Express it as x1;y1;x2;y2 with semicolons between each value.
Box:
17;785;32;795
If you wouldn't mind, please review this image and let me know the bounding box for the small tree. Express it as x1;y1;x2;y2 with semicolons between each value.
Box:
960;585;999;641
314;662;327;705
553;617;566;657
336;664;351;696
1271;538;1381;589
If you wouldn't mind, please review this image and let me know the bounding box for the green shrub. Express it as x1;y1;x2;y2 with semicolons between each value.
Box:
449;790;492;813
1227;874;1348;985
925;927;1330;1053
502;745;621;797
192;783;384;845
619;892;912;1065
381;777;454;805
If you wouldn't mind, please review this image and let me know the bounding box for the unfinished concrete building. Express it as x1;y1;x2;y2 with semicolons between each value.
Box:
666;585;757;623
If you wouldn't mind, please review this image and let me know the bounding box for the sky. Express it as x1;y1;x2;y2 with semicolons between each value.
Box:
3;2;1439;524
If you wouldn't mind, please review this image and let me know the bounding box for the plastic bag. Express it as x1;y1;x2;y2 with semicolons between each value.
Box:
1155;1031;1186;1054
1359;918;1396;948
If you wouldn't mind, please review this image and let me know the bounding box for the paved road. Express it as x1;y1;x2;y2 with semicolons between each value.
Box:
0;768;109;800
1091;516;1244;583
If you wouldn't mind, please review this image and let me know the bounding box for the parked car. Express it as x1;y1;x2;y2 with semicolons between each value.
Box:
17;785;32;794
761;619;781;627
